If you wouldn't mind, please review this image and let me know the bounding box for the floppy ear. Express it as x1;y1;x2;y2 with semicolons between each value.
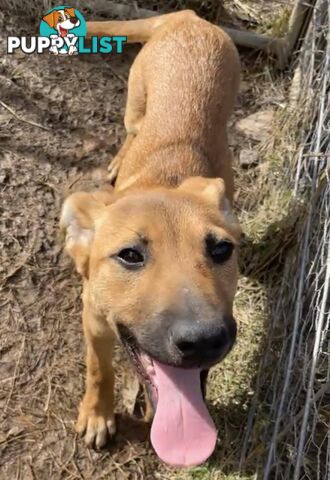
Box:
65;7;75;17
60;189;114;278
42;11;60;29
179;176;240;231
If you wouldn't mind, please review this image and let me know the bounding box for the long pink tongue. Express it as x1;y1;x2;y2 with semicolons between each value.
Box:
150;361;217;467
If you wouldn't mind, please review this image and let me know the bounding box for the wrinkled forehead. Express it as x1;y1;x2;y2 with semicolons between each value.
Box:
94;191;230;247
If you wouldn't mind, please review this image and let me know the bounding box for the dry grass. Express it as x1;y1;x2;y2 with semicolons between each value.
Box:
3;0;294;31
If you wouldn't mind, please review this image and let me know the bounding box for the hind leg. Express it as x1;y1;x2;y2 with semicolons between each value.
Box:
108;59;146;182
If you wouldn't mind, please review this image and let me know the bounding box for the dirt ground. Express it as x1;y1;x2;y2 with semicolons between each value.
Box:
0;3;291;480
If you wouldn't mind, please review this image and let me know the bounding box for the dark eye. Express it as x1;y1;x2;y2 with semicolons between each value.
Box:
116;248;145;268
206;235;234;264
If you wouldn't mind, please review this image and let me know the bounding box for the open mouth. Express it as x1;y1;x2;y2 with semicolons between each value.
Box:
59;26;67;38
117;324;217;467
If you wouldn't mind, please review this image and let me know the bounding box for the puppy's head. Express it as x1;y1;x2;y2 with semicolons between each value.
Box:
43;8;80;33
61;177;241;371
42;10;61;29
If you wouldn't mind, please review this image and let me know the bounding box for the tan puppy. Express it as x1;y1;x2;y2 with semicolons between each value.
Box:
60;10;241;468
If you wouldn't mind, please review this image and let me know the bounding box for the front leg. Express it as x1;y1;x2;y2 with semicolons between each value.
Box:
108;133;135;183
76;305;116;449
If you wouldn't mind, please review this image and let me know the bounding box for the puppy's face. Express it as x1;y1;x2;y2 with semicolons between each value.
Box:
61;178;241;370
42;8;80;35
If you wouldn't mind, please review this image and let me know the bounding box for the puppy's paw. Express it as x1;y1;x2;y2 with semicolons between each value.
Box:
76;400;116;449
107;156;121;183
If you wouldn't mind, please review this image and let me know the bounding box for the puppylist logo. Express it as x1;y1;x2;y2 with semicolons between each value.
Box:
7;6;127;55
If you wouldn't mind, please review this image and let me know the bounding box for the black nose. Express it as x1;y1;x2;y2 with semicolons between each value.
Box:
171;320;231;365
71;17;78;24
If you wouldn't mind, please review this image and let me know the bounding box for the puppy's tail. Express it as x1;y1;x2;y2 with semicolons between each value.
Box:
87;10;196;44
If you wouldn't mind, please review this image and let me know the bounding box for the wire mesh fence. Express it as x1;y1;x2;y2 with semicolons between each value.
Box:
240;1;329;478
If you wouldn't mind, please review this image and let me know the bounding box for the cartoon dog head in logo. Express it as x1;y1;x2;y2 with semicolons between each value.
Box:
42;7;80;38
